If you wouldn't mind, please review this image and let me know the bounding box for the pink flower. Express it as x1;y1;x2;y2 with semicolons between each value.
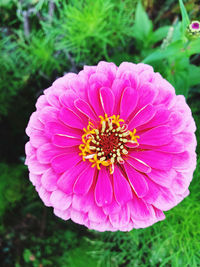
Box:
25;61;197;231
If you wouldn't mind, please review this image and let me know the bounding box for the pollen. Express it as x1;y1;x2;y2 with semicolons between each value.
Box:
79;114;139;174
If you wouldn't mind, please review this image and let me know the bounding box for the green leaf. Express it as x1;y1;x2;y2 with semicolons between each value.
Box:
186;38;200;56
179;0;190;34
133;1;153;41
188;64;200;86
167;57;190;98
151;26;170;43
143;41;183;63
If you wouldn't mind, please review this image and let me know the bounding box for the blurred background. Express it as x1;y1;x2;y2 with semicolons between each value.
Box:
0;0;200;266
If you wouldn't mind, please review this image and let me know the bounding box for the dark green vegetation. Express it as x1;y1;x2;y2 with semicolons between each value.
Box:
0;0;200;266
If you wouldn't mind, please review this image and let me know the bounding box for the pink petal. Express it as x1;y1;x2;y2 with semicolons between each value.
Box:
103;199;121;215
96;61;117;82
51;152;81;173
147;168;176;188
57;161;88;194
113;166;133;206
29;173;41;186
139;125;173;146
38;187;51;206
72;189;95;213
88;82;104;116
50;190;72;210
128;196;152;220
120;87;138;121
112;78;131;114
59;90;78;110
45;121;81;139
28;156;49;174
128;104;156;130
154;207;165;221
52;134;81;147
27;112;44;131
172;151;191;170
126;156;151;173
37;143;68;164
89;72;112;88
39;106;59;124
30;130;49;148
69;75;89;101
41;168;58;191
95;168;113;207
73;165;96;195
35;95;49;110
25;141;37;157
59;107;86;130
109;206;130;228
100;87;115;116
46;90;61;109
171;172;191;195
120;71;138;89
54;208;71;220
74;99;98;120
117;62;136;78
137;83;158;108
137;107;170;131
88;205;107;223
143;177;177;211
129;150;172;171
168;111;186;134
152;140;184;153
71;208;88;225
124;162;149;198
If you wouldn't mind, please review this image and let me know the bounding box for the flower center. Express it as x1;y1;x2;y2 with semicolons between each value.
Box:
79;114;139;174
191;22;200;30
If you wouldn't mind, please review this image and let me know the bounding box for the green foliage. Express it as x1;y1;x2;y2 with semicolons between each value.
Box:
22;228;79;266
42;0;137;63
140;0;200;98
0;35;30;116
0;163;26;219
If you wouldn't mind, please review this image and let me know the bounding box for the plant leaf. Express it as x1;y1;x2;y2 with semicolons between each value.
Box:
179;0;190;35
133;1;153;41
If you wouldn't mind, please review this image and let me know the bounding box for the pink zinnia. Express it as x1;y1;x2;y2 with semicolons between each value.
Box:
25;61;197;231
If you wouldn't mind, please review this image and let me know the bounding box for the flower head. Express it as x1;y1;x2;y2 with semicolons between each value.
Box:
187;20;200;38
25;61;197;231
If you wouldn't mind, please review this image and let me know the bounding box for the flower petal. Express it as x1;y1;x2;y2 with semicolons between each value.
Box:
128;196;152;221
51;152;81;173
50;190;72;210
129;150;172;171
95;168;113;207
100;87;115;116
57;161;88;194
74;99;98;121
124;162;149;198
41;168;58;191
126;156;151;173
52;134;81;147
128;104;156;130
113;166;133;206
139;125;173;146
120;87;138;121
143;177;177;211
147;168;176;188
73;165;96;195
59;107;86;130
109;205;130;228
